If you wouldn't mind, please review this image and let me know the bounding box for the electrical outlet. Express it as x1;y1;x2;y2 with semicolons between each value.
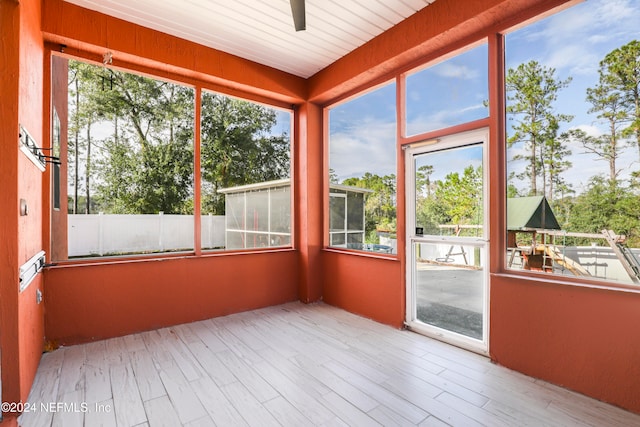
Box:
20;198;28;216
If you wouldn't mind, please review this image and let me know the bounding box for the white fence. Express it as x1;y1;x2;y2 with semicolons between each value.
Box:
68;213;225;257
550;246;640;283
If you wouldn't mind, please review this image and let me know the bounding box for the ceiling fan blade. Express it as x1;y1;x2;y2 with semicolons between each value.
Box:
289;0;306;31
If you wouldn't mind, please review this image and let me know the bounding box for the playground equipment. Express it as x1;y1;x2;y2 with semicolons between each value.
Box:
435;224;479;263
506;197;640;283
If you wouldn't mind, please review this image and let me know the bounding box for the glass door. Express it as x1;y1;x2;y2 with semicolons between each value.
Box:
405;128;489;353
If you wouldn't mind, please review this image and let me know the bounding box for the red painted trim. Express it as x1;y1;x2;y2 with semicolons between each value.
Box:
308;0;572;104
54;47;298;111
399;118;492;147
0;0;22;411
488;33;507;275
194;87;202;255
395;75;408;322
42;46;52;259
295;102;324;302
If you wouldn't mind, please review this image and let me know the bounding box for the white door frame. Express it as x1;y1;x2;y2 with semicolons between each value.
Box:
404;128;490;354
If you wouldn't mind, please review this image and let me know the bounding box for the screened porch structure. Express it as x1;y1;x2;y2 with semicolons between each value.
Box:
2;1;640;426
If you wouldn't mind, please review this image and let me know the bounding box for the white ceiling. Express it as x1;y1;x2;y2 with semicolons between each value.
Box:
64;0;437;78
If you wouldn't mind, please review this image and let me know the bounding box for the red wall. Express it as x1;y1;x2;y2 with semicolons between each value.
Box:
295;102;324;303
0;0;46;423
39;0;307;349
45;251;299;344
16;0;46;409
323;252;403;328
0;0;22;421
490;275;640;413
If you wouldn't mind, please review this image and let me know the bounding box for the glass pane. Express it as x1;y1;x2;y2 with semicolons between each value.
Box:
52;109;61;210
225;193;245;230
414;242;484;339
329;194;346;232
328;81;397;254
347;232;363;244
200;90;292;252
346;191;364;231
56;58;195;259
201;214;225;250
244;233;270;249
227;231;245;249
504;0;640;285
406;44;489;136
246;189;269;232
414;144;484;237
270;186;290;233
277;235;291;247
331;233;346;246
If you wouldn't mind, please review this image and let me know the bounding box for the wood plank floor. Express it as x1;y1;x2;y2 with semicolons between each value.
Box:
19;302;640;427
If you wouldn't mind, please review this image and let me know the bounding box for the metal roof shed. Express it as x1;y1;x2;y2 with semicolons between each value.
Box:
219;179;292;250
507;196;560;231
219;179;373;250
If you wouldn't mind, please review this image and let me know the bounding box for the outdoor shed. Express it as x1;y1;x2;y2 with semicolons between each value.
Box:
328;184;374;249
221;180;373;250
219;179;292;250
507;195;561;270
507;196;560;231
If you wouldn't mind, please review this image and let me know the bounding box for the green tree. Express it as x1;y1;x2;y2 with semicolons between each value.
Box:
577;71;629;182
506;61;573;198
568;175;640;247
598;40;640;162
551;182;575;228
416;164;434;198
506;171;522;198
70;61;289;216
200;93;290;214
91;66;195;214
329;168;339;184
544;120;572;202
68;61;105;213
341;173;396;240
433;165;483;227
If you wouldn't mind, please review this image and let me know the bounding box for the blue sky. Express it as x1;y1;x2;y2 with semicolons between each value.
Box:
415;144;483;188
406;44;489;136
506;0;640;193
329;0;640;191
329;83;397;181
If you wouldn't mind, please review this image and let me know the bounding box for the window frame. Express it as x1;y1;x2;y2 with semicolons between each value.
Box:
324;79;399;257
500;0;640;290
48;51;295;265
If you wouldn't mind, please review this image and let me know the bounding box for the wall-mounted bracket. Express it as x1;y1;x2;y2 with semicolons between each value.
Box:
19;124;61;170
19;251;46;293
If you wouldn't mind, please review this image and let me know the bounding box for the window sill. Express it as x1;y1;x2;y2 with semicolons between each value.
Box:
491;270;640;295
323;247;399;261
46;247;296;269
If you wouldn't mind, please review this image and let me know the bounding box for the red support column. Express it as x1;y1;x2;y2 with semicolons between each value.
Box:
295;102;324;302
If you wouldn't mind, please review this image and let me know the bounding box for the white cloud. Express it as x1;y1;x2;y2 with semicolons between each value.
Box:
545;45;600;76
406;103;486;136
518;0;640;77
329;119;396;181
408;89;422;103
571;124;602;138
434;62;479;80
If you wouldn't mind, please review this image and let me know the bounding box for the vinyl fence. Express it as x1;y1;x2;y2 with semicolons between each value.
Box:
68;213;225;257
